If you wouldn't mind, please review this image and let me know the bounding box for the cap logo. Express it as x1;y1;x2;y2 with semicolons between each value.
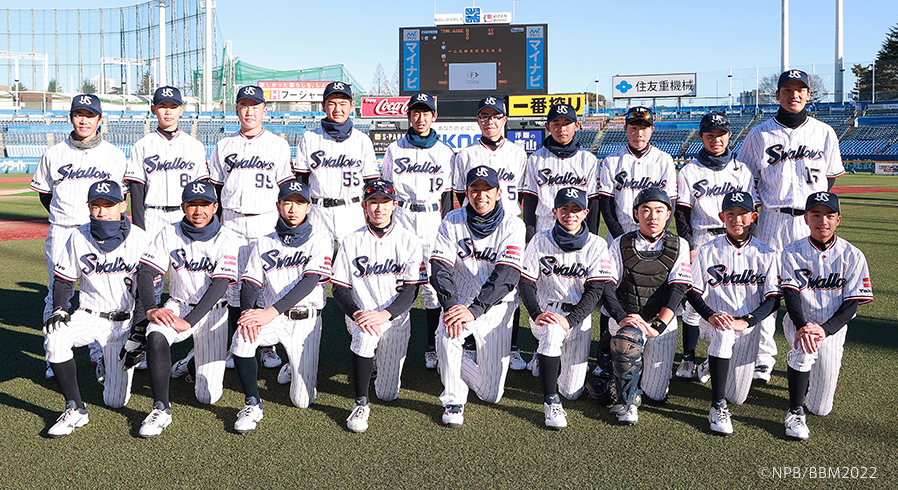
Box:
242;87;256;96
333;82;345;90
484;97;496;105
475;167;489;177
79;95;93;105
788;70;802;79
161;87;174;97
711;114;725;124
566;188;580;198
416;94;428;101
815;192;829;202
555;105;568;114
730;192;745;203
191;182;206;194
289;182;303;192
94;182;111;193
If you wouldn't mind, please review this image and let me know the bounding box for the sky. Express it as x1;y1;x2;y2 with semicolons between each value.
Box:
21;0;898;105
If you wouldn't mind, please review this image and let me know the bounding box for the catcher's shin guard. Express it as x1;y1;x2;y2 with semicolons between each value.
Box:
610;326;645;405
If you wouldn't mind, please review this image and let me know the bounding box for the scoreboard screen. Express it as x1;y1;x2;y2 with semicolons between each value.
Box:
400;24;548;98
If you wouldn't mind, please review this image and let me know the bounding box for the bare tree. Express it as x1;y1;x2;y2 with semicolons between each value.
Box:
390;60;400;96
371;63;390;96
759;72;828;105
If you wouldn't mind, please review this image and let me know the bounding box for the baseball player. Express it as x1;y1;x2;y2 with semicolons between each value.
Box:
452;96;529;371
430;166;525;428
31;93;128;381
684;191;781;435
229;181;332;433
740;69;845;383
330;179;426;433
779;192;872;440
131;181;238;438
673;112;758;379
600;187;692;425
42;180;145;437
519;187;613;430
379;92;454;370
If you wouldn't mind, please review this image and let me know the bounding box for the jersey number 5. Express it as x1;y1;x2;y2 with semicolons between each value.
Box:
343;171;360;187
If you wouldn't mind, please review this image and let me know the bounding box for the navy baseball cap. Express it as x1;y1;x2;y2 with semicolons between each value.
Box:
778;69;810;89
323;81;353;101
363;179;396;201
71;94;101;116
626;106;654;125
547;104;578;123
721;191;754;213
86;180;124;203
632;186;671;211
153;86;183;106
181;180;218;204
805;191;840;213
278;180;311;203
466;166;500;189
554;187;587;210
700;112;731;133
477;96;507;116
236;85;265;105
408;92;437;113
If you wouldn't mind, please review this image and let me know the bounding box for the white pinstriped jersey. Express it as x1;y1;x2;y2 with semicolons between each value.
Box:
241;231;333;311
452;139;527;215
607;233;693;288
690;235;781;318
740;117;845;209
780;236;873;326
521;147;599;221
598;145;677;232
139;222;239;305
30;138;128;226
331;223;427;311
380;136;455;205
208;130;293;214
53;223;147;312
430;208;525;304
293;127;379;200
521;229;613;306
125;130;209;207
677;156;758;232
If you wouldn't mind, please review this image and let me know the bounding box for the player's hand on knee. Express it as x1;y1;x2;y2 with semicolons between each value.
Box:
147;307;178;327
444;305;474;328
618;314;647;331
353;310;386;336
170;316;192;332
238;307;278;329
537;312;569;330
43;308;71;335
710;313;735;331
237;323;261;342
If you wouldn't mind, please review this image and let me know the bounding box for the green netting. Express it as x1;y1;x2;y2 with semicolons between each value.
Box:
205;60;366;103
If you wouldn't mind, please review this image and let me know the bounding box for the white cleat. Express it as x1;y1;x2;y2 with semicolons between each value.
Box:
696;359;711;384
618;404;639;425
709;405;734;435
234;402;264;434
424;350;438;370
544;402;568;430
785;411;810;440
528;356;540;378
509;350;527;371
260;346;282;369
277;363;292;385
676;358;696;379
48;402;89;438
139;404;172;438
95;357;105;384
346;403;370;433
753;365;772;383
442;404;464;428
170;350;194;379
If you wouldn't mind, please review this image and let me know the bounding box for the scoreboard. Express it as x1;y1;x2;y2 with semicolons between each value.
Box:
400;24;548;98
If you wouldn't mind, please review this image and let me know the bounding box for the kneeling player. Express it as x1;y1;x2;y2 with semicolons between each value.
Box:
685;191;781;435
519;187;612;429
780;192;872;440
43;181;146;437
331;179;426;433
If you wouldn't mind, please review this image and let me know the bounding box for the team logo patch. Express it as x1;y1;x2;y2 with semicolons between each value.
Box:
476;167;490;178
814;192;830;202
730;192;745;202
242;87;256;96
566;188;580;198
161;87;174;97
94;182;111;193
863;277;871;288
333;82;345;90
787;70;802;79
416;94;428;101
289;182;303;192
484;96;497;105
79;95;93;105
192;182;207;194
555;105;568;114
710;114;726;125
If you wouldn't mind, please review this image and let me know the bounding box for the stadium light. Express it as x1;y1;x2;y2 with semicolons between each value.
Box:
0;51;49;112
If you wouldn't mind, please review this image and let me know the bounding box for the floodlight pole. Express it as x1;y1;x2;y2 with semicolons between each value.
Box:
159;1;168;86
204;0;215;110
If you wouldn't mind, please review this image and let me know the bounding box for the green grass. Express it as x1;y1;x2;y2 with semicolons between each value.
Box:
0;176;896;489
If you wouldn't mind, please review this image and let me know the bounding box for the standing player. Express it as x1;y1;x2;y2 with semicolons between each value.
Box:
330;179;426;433
685;191;781;435
380;92;454;370
779;192;872;440
519;187;613;429
43;180;145;437
740;69;845;383
229;181;332;433
430;166;525;428
132;181;238;438
674;112;757;379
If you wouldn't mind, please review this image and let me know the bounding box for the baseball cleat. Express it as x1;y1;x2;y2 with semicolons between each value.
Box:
509;350;526;371
618;404;639;425
753;365;772;383
696;359;711;384
139;403;172;438
442;404;464;428
424;350;438;370
260;346;282;369
609;400;628;416
528;356;540;378
544;402;567;430
95;357;105;384
277;363;292;385
234;400;264;434
346;403;370;433
170;350;194;378
45;365;55;380
676;358;696;379
48;401;89;438
225;350;235;369
784;411;810;440
709;406;733;435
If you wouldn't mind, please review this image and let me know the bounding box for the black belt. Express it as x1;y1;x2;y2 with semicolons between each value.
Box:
84;309;131;321
707;227;726;235
397;201;440;212
311;196;362;208
283;308;322;320
779;207;806;216
548;302;576;314
148;205;181;212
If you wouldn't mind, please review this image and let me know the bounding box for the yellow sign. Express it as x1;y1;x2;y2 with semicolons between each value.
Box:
507;94;587;117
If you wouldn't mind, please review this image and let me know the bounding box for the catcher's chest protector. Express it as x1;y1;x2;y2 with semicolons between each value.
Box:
616;231;679;320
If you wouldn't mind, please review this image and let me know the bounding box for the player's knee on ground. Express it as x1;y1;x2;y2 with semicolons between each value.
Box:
610;326;644;379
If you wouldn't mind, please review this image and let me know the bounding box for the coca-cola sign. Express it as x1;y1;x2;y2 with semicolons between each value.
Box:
361;96;436;118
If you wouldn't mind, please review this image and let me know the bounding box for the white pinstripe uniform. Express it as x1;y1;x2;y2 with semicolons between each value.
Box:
44;224;146;409
140;221;239;404
521;229;613;400
521;147;599;234
380;136;454;309
598;145;677;240
294;127;379;245
331;222;427;402
452;138;527;216
234;231;332;408
208;129;293;307
604;232;692;401
780;236;872;416
691;235;781;405
430;208;525;406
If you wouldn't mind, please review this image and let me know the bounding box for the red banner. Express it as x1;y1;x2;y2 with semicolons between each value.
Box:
361;97;416;118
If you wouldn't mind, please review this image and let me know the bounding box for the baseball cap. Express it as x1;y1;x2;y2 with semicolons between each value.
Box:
153;86;183;106
805;191;840;213
181;180;218;204
547;104;577;123
278;180;311;202
466;166;500;189
323;81;353;101
554;187;587;210
236;85;265;105
721;191;754;213
700;111;731;133
363;179;396;201
477;96;507;116
778;69;810;89
625;106;654;126
408;92;437;113
632;186;671;211
71;94;101;116
86;180;124;203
